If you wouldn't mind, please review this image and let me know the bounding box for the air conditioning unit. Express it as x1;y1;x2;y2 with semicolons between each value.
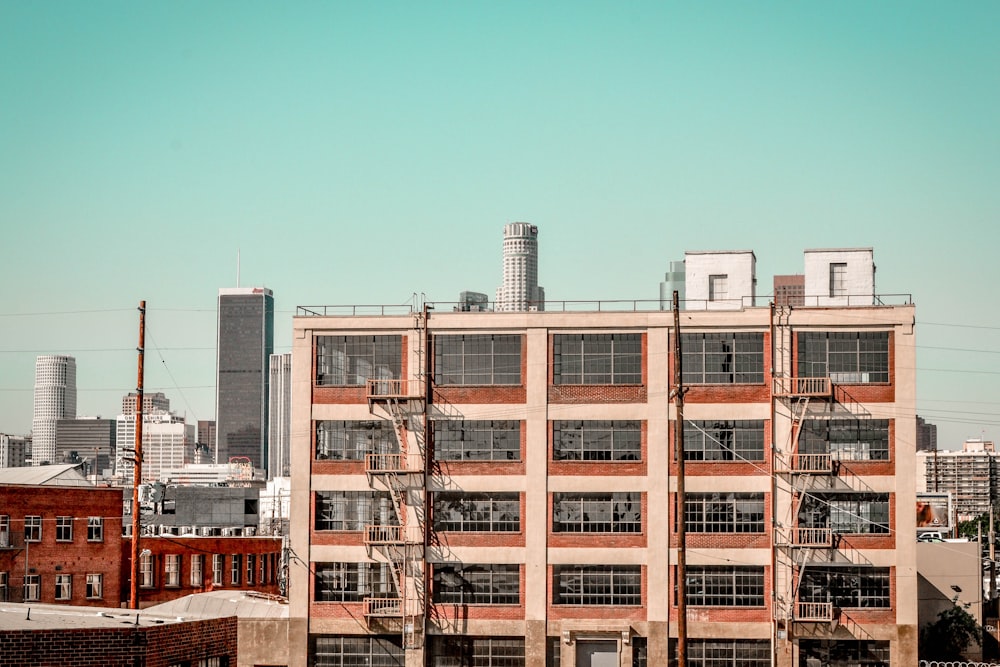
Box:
221;528;233;537
244;527;256;536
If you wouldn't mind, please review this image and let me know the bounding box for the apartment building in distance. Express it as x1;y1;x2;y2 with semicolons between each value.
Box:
288;248;917;667
916;438;998;521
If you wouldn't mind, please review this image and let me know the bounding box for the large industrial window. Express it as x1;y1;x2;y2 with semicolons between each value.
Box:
87;517;103;542
312;636;404;667
314;562;397;602
798;493;890;535
432;564;520;605
553;565;641;606
315;491;396;531
434;334;522;385
55;516;73;542
799;419;890;461
799;566;890;608
552;493;641;533
684;420;765;462
433;492;520;532
553;333;642;385
552;420;641;461
798;640;889;667
797;332;889;383
682;566;765;606
315;335;401;386
24;515;41;542
685;493;765;533
55;574;72;600
315;420;398;461
681;333;764;384
428;637;525;667
433;420;521;461
23;574;40;602
671;639;771;667
86;573;103;599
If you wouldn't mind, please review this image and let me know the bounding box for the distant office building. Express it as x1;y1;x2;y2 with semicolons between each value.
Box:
773;274;805;307
916;416;938;452
196;420;216;464
456;291;490;312
803;248;875;307
215;287;274;470
658;260;686;310
31;355;77;466
917;438;999;521
116;412;194;483
121;391;170;416
495;222;544;311
684;250;757;310
268;353;292;479
0;434;29;468
56;417;115;477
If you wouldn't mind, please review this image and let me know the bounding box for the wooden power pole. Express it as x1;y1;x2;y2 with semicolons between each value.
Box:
672;291;688;667
129;301;146;609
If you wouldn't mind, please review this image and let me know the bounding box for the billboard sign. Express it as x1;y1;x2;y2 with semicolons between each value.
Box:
917;492;952;534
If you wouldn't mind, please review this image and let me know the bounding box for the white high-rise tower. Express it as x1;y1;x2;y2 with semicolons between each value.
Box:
32;355;77;465
495;222;545;311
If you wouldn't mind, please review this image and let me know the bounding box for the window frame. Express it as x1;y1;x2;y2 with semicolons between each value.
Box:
800;493;890;535
247;553;255;585
433;334;522;386
55;516;73;542
797;331;890;384
165;554;182;587
799;566;891;609
432;564;520;605
433;492;520;532
552;565;642;606
684;493;766;534
683;566;765;607
140;551;155;588
23;574;40;602
86;573;103;599
552;492;642;534
709;274;729;302
799;418;890;461
231;554;242;586
312;636;405;667
684;420;765;462
315;491;396;532
314;562;397;602
553;333;642;385
427;637;525;667
433;419;521;462
552;420;641;462
315;335;402;386
829;262;848;298
191;554;204;587
212;554;224;586
315;420;397;461
87;517;104;542
681;332;765;385
24;515;41;542
55;573;72;601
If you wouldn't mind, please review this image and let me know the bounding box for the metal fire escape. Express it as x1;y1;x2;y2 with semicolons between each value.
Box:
772;307;874;635
362;322;428;652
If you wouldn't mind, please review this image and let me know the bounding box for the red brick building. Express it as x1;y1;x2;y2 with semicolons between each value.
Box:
122;535;285;606
0;467;123;607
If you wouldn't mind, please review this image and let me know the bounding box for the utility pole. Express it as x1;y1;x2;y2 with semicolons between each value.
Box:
672;291;688;667
129;301;146;609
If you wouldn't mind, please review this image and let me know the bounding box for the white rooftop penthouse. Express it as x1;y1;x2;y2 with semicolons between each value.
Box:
683;250;756;310
803;248;875;307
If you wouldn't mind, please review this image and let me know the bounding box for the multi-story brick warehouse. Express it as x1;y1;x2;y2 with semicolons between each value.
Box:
0;466;123;607
288;286;917;664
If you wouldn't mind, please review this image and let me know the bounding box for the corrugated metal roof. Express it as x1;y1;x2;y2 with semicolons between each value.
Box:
0;464;92;487
145;590;288;619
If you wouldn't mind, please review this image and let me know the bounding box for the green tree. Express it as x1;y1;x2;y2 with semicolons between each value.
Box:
919;605;982;661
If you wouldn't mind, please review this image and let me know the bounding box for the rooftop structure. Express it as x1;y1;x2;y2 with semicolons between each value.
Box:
32;354;76;465
495;222;544;312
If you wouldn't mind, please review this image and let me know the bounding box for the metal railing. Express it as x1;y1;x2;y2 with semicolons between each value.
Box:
296;293;913;317
790;453;833;474
790;527;833;547
364;524;422;546
795;601;834;622
773;377;832;397
365;453;421;475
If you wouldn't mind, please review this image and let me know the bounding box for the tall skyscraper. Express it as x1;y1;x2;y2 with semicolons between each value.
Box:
268;352;292;479
32;355;77;466
215;287;274;470
495;222;544;311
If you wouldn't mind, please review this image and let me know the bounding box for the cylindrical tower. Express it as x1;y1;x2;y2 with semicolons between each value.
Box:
495;222;544;312
32;354;77;465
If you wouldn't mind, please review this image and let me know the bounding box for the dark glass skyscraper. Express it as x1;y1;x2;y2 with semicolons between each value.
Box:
215;287;274;471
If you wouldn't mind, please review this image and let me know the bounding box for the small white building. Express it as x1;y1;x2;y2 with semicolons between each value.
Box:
803;248;875;307
683;250;756;310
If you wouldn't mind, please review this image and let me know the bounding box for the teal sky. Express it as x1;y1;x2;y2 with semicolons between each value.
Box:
1;2;998;449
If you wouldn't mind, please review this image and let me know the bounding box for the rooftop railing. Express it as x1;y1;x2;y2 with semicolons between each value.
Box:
296;294;913;316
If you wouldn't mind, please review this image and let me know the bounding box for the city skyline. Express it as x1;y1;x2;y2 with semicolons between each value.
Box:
2;3;999;451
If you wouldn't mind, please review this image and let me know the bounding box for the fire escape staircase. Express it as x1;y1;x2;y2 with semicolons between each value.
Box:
363;378;427;643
